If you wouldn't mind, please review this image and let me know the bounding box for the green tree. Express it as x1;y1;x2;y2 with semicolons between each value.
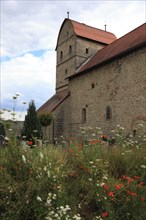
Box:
22;100;42;141
39;113;52;140
0;122;6;137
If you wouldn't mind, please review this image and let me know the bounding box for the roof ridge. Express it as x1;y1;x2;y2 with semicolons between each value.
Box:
69;18;115;35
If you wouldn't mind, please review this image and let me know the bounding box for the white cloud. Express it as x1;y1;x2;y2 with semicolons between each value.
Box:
78;1;145;37
1;0;60;56
1;50;56;111
1;110;27;122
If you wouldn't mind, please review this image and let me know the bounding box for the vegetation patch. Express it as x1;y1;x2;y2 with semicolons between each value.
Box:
0;125;146;220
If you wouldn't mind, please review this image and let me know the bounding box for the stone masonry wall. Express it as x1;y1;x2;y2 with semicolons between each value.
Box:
76;38;105;69
69;46;146;137
45;96;70;142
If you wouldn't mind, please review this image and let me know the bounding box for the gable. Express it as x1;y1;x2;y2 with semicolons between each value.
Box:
56;18;117;50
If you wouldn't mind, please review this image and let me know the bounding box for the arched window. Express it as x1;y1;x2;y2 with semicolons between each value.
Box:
106;106;112;120
82;108;86;123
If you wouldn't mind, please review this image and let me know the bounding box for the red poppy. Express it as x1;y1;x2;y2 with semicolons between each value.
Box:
84;168;91;173
108;192;114;197
101;135;107;141
122;175;133;184
116;184;123;190
102;211;108;218
141;197;145;202
134;175;140;179
130;192;136;197
140;182;144;185
138;182;144;188
127;190;136;196
103;184;109;190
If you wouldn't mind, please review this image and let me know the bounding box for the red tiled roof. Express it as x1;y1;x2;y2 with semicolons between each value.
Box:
71;19;117;44
37;90;70;113
76;23;146;74
56;19;117;49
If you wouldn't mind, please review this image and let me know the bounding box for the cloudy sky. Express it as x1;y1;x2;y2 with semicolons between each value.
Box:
1;0;145;120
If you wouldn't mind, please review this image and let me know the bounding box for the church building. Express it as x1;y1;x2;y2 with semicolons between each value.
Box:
37;18;146;141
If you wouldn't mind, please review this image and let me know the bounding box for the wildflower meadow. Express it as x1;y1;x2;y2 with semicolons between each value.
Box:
0;123;146;220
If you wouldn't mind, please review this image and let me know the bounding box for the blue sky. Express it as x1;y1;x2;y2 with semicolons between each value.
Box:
1;0;145;120
0;49;51;62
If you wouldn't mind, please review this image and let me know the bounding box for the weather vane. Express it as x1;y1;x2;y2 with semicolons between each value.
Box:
67;11;70;19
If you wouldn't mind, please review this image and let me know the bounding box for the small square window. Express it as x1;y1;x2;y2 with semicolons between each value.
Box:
91;83;95;89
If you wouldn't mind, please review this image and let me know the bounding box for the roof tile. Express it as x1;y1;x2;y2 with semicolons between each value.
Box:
71;19;117;44
37;90;69;113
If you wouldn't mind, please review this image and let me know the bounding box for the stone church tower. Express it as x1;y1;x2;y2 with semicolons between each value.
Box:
56;18;116;92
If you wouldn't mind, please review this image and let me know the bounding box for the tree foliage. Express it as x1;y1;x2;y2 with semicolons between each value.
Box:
39;113;52;140
0;122;6;137
39;113;52;127
22;100;42;140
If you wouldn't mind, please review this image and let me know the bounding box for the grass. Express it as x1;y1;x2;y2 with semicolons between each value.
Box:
0;128;146;220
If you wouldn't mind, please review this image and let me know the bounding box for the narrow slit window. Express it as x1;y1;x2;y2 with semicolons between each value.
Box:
86;48;89;54
106;106;112;120
69;45;72;54
82;108;86;123
60;51;63;60
91;83;95;89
